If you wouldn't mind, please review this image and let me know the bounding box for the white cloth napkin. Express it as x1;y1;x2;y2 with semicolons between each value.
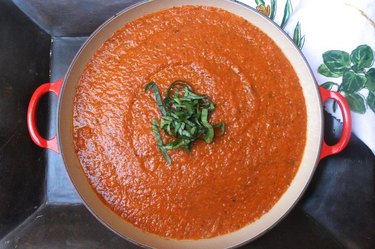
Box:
240;0;375;154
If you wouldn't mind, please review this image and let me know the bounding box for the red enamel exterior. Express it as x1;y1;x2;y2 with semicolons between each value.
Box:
318;87;352;160
27;79;63;153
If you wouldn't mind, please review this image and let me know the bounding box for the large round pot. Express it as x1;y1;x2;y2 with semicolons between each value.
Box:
27;0;352;248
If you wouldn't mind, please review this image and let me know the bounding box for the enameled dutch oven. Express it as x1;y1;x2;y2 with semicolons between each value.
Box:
27;0;352;248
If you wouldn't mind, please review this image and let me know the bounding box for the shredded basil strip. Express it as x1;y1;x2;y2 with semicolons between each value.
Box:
145;80;225;164
201;108;214;143
145;82;166;115
213;122;225;135
151;119;171;164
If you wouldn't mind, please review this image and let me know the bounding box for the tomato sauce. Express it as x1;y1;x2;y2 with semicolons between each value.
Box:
73;6;306;239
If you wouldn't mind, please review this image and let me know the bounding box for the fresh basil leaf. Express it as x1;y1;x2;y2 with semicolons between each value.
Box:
346;93;366;114
201;109;214;143
341;71;367;93
351;44;374;70
151;119;171;164
366;68;375;92
213;122;225;135
144;81;155;92
318;64;341;78
322;50;350;74
367;91;375;113
147;80;225;164
145;82;166;115
320;81;339;90
164;139;187;150
280;0;292;29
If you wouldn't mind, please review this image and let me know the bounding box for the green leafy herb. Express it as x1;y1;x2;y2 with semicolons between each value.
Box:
145;82;166;115
367;91;375;113
366;68;375;92
317;44;375;114
321;81;339;90
351;45;374;71
151;119;171;164
318;64;341;78
346;93;366;114
341;71;367;93
322;50;351;75
145;81;225;164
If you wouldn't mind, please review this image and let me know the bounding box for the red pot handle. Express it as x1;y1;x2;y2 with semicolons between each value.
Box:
319;87;352;160
27;79;63;153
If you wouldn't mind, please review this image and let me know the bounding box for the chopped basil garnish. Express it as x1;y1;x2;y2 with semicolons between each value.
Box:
145;80;225;164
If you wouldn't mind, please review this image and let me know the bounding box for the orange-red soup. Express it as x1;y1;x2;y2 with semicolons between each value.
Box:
73;5;306;239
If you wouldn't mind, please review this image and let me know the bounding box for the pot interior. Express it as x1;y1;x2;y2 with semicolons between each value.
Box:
58;0;323;248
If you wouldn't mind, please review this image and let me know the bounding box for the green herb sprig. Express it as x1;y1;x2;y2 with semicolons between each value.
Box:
145;80;225;164
318;44;375;114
